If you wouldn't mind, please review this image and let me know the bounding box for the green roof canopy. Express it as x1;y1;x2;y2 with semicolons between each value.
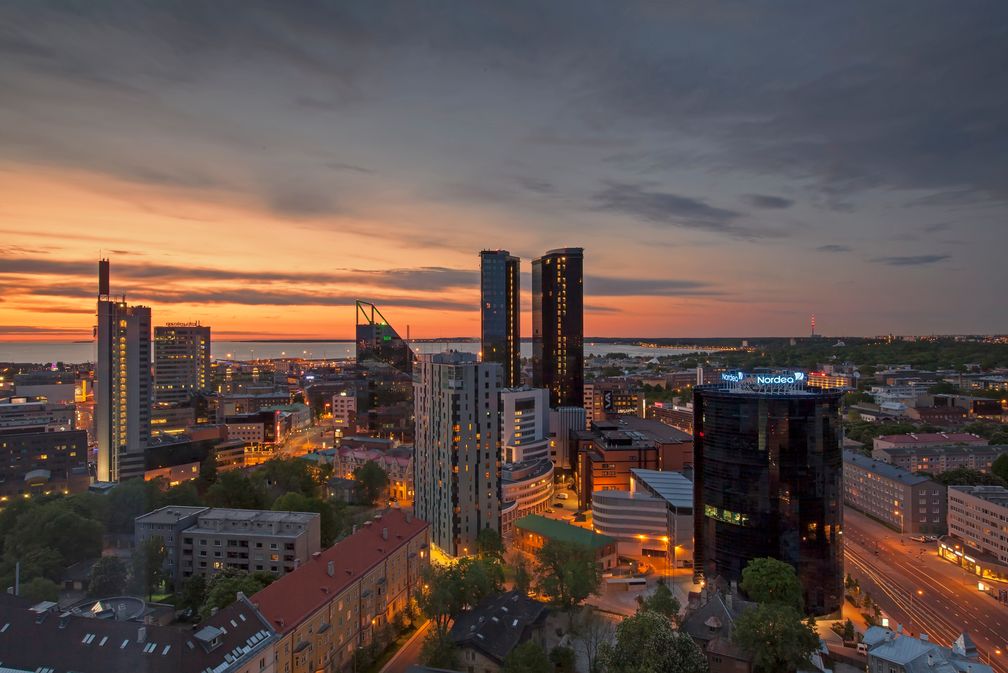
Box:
515;514;615;549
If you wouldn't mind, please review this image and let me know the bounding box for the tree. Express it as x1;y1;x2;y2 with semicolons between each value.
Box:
991;452;1008;484
476;527;504;560
599;609;707;673
205;471;269;509
638;579;681;624
88;556;129;596
201;570;274;620
550;645;577;673
271;492;340;546
132;536;167;599
841;619;856;644
21;577;59;603
933;467;1007;488
418;564;466;633
198;450;219;490
105;479;159;534
157;481;204;508
574;608;615;673
733;602;819;673
501;641;552;673
178;574;208;613
353;460;389;505
254;457;319;499
420;629;458;669
536;540;602;626
740;557;803;610
512;554;532;596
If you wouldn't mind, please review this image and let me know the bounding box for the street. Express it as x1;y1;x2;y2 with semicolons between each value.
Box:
844;509;1008;673
378;620;432;673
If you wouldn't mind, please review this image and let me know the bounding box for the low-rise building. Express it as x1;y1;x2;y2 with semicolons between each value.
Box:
253;509;429;673
591;489;667;561
448;591;549;673
330;392;357;429
872;432;987;452
135;506;321;583
630;468;694;568
904;405;967;425
0;593;278;673
681;586;756;673
0;396;74;432
843;451;946;535
871;444;1005;475
944;485;1008;582
862;626;992;673
513;514;617;570
0;428;89;498
574;417;692;510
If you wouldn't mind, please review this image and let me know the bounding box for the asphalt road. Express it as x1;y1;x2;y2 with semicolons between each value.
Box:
844;509;1008;673
379;620;432;673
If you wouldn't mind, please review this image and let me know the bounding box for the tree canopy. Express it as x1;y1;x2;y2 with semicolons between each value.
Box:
88;556;129;597
501;641;552;673
353;461;389;505
600;609;708;673
740;557;803;610
200;570;274;620
637;579;681;624
733;603;819;673
535;539;602;623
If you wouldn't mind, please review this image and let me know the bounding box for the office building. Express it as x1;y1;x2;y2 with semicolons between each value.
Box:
413;352;501;557
574;416;692;511
693;374;844;615
500;387;550;463
135;506;321;582
355;300;414;374
871;443;1004;475
253;509;429;673
153;323;211;404
591;489;668;561
480;250;521;388
12;370;77;405
843;451;947;535
500;458;555;538
944;485;1008;581
0;396;74;432
96;259;152;482
0;593;278;673
532;248;583;408
630;468;694;567
0;429;89;498
548;405;585;471
331;391;357;429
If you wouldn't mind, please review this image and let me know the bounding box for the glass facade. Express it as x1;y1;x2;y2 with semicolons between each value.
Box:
355;300;414;374
480;250;521;388
693;385;844;615
532;248;584;408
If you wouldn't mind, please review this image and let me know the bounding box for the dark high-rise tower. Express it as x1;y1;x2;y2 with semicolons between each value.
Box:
532;248;583;408
480;250;520;388
693;372;844;615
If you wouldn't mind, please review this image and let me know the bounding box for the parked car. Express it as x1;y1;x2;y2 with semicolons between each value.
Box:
909;535;927;542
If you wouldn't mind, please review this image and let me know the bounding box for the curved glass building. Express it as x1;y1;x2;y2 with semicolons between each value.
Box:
693;375;843;615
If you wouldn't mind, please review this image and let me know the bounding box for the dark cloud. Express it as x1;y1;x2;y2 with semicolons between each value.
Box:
871;254;950;266
816;244;852;253
514;176;556;194
743;194;793;209
592;182;781;239
585;275;722;297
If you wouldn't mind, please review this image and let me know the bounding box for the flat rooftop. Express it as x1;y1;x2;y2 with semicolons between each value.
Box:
135;506;209;525
630;469;693;509
950;484;1008;508
515;514;615;549
843;451;932;486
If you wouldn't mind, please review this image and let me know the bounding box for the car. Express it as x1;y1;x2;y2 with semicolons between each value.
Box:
909;535;927;542
553;502;564;509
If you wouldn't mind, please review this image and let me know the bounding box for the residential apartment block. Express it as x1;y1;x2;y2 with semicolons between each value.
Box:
253;509;429;673
135;506;321;582
843;451;947;535
871;444;1004;475
945;485;1008;581
872;432;987;452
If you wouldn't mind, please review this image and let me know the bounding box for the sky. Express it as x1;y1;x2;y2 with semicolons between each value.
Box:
1;1;1006;341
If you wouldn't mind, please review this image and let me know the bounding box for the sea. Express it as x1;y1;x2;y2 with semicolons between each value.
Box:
0;340;705;365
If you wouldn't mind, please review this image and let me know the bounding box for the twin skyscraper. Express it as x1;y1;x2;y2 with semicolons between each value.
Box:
479;247;584;406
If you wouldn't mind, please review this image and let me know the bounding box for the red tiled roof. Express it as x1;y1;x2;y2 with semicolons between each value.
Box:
877;433;983;444
252;508;428;634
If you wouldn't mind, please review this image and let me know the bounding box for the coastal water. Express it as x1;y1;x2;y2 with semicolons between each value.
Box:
0;340;704;365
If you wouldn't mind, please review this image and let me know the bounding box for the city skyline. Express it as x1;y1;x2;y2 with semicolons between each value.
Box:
2;3;1007;341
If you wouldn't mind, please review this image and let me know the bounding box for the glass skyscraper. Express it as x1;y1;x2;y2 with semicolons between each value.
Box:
480;250;520;388
532;248;583;408
693;380;844;615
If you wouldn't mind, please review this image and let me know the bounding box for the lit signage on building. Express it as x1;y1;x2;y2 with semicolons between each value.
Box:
719;371;807;392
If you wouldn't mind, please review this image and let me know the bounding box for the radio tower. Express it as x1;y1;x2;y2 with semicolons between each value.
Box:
811;313;816;337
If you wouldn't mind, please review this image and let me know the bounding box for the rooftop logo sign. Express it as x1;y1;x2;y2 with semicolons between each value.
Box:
720;371;807;392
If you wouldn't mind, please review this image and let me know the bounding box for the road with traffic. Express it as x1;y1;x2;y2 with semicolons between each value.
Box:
844;509;1008;672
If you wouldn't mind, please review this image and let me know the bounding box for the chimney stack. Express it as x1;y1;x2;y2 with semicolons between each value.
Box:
327;560;335;577
137;627;147;644
382;527;389;540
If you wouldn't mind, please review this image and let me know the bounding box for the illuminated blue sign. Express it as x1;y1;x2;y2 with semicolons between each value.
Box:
720;371;807;392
